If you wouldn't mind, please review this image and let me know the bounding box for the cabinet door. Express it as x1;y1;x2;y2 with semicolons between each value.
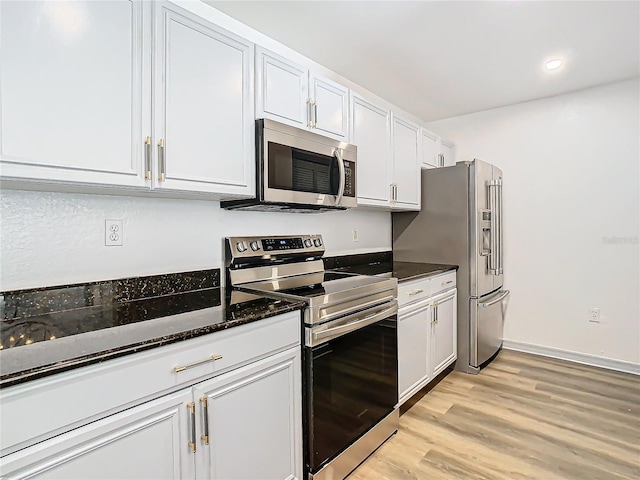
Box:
310;74;349;141
440;139;455;167
431;289;458;377
153;2;254;197
392;114;421;210
398;303;430;405
255;47;308;129
350;93;391;207
194;347;302;480
0;390;194;480
0;0;148;188
421;129;439;169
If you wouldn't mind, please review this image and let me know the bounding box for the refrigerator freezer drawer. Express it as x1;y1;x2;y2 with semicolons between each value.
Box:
470;290;510;367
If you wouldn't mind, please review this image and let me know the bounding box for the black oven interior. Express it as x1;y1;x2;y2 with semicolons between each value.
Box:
304;316;398;473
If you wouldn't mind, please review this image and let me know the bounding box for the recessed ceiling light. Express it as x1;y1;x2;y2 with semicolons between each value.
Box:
545;59;563;70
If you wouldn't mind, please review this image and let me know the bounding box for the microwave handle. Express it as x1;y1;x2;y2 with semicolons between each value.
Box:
335;149;346;205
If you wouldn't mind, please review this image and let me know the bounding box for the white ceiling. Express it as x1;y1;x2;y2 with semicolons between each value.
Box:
208;0;640;122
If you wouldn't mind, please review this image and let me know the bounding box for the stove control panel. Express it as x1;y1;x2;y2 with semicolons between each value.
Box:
226;234;325;263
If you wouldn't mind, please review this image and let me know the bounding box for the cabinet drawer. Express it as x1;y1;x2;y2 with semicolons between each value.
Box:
397;278;431;307
0;311;301;456
430;271;457;296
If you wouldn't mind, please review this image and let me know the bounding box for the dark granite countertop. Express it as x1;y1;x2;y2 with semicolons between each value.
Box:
0;270;304;388
324;252;457;283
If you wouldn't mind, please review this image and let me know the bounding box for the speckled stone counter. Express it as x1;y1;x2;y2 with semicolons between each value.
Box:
325;252;457;282
0;269;304;388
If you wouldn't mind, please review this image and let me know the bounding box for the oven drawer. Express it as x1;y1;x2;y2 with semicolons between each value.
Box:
397;278;431;307
430;271;457;296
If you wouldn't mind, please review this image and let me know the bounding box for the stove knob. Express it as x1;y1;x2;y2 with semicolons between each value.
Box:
313;238;323;247
304;239;313;248
236;241;247;253
249;240;260;251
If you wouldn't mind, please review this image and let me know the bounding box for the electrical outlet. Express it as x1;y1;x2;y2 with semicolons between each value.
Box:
105;219;123;246
352;228;359;242
589;307;600;323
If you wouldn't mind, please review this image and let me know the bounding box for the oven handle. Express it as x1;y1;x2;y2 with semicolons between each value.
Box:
311;301;397;345
334;148;346;205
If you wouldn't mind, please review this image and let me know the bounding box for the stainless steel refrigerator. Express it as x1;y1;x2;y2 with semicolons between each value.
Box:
393;159;510;374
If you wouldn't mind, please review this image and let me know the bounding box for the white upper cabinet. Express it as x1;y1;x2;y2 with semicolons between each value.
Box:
255;47;308;129
309;74;349;141
391;114;421;210
0;1;255;199
440;139;456;167
350;93;391;208
256;48;349;141
153;2;254;196
422;128;455;169
0;0;147;188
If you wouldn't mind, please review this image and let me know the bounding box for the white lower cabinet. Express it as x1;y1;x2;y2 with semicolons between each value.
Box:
0;389;194;480
398;300;431;403
0;312;302;480
195;349;301;480
397;274;457;406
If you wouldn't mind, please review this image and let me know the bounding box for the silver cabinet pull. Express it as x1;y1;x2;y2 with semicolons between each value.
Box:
173;354;223;373
433;303;438;324
408;288;424;296
441;280;454;286
200;396;210;445
144;136;152;180
157;139;166;182
187;402;196;453
307;98;313;128
313;101;318;128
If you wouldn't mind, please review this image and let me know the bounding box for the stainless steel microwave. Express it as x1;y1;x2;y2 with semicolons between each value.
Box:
221;119;357;212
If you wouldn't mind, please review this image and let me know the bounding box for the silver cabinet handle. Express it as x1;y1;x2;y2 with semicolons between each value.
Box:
200;396;209;445
144;136;152;180
157;139;166;182
334;148;345;205
187;402;196;453
408;288;424;296
480;290;510;308
173;354;223;373
433;303;438;324
441;280;454;286
313;101;318;128
307;99;313;128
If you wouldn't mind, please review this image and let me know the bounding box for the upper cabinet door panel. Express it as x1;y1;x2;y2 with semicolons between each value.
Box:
255;47;308;129
422;129;439;168
392;115;420;208
310;75;348;141
441;139;455;167
0;0;147;187
154;2;254;196
350;94;390;206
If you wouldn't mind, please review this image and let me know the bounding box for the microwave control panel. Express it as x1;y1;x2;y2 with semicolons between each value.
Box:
343;160;355;197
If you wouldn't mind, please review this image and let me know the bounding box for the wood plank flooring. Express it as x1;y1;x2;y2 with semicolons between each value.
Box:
348;349;640;480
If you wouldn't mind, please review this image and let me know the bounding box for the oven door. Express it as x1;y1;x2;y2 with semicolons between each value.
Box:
304;301;398;474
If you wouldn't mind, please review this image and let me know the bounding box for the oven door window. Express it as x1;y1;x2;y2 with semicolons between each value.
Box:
305;318;398;472
268;142;340;195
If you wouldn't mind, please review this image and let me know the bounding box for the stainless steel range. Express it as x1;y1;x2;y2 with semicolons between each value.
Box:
226;235;398;480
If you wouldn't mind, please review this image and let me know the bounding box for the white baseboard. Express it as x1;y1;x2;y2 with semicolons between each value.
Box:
502;340;640;376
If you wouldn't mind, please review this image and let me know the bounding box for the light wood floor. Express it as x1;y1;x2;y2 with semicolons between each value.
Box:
348;349;640;480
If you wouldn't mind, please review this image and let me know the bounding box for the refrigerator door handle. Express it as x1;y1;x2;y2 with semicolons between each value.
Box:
479;290;510;308
497;179;504;274
488;181;500;275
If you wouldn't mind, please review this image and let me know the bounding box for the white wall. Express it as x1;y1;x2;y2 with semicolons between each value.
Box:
427;79;640;367
0;190;390;291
